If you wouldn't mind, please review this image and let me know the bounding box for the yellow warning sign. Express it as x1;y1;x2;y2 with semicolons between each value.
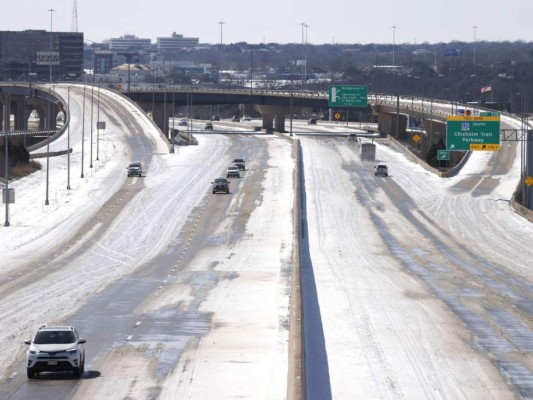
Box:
335;112;341;120
412;134;421;143
469;144;501;151
525;176;533;186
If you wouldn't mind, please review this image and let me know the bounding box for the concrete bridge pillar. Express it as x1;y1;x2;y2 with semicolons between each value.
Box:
13;98;28;130
254;105;289;132
262;113;274;131
420;119;446;154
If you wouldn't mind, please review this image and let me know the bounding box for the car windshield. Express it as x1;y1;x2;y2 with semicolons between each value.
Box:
129;163;140;168
214;179;227;184
228;166;238;170
234;159;244;163
34;331;76;344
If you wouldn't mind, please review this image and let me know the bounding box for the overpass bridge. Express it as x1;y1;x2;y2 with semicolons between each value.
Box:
0;81;531;211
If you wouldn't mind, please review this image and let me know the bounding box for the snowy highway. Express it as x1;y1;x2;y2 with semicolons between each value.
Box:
1;84;533;399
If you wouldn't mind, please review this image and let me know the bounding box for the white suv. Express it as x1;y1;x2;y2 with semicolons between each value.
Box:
25;325;86;379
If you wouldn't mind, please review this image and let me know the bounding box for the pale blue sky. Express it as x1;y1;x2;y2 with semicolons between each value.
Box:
4;0;533;45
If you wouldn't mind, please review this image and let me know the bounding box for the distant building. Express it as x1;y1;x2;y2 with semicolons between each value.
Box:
0;30;83;81
110;63;152;84
109;35;151;51
94;51;114;74
156;32;199;51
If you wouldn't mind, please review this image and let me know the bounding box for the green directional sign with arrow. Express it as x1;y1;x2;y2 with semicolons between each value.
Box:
437;150;450;160
328;85;368;107
446;116;501;151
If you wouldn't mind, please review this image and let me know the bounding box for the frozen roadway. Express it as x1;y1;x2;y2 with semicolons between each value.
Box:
0;83;532;399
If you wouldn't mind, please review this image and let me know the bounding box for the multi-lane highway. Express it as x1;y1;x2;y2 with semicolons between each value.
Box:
1;84;533;399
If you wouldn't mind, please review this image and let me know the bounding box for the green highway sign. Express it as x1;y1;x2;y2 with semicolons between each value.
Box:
437;150;450;160
328;85;368;107
446;116;501;151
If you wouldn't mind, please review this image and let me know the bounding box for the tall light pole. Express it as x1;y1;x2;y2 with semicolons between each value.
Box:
48;9;55;83
392;25;397;69
300;22;307;86
81;86;86;178
90;85;94;168
218;21;225;69
472;26;478;65
96;85;100;161
67;86;71;190
4;88;10;226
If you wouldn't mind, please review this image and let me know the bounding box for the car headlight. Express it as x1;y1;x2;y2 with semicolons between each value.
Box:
29;350;37;354
66;348;78;354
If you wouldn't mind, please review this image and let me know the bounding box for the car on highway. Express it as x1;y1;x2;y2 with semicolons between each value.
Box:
233;158;245;171
178;118;188;126
127;161;142;177
226;165;240;178
25;325;86;379
243;115;252;121
204;122;213;130
231;115;240;122
348;133;358;142
374;163;389;177
308;118;317;125
211;115;220;121
212;178;230;194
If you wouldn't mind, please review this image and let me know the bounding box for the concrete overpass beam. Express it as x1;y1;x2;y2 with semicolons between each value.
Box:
13;98;28;130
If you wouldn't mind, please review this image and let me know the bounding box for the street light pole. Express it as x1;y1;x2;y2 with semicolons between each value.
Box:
90;85;94;168
392;25;397;69
218;21;225;70
48;9;55;83
472;26;478;66
4;88;10;226
96;85;100;161
67;86;71;190
81;86;86;178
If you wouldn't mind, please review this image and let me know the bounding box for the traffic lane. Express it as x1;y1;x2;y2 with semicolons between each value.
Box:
364;151;533;396
299;136;516;398
70;134;285;398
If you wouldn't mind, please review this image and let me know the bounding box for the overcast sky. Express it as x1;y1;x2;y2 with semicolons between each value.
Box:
5;0;533;45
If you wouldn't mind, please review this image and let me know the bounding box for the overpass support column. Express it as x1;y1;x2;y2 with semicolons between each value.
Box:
275;113;286;132
262;113;274;131
255;105;289;132
13;98;28;131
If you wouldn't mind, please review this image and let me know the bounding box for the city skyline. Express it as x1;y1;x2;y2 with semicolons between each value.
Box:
4;0;533;45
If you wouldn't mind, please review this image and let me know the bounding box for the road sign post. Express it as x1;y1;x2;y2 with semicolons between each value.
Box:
437;150;450;160
328;85;368;108
446;116;501;151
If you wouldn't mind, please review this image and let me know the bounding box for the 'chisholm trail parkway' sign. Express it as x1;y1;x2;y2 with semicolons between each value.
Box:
446;116;501;151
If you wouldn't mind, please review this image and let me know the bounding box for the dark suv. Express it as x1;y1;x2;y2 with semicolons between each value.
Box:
127;162;142;177
212;178;230;194
233;158;245;171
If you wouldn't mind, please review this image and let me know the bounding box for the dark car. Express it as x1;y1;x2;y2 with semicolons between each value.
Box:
308;118;317;125
211;115;220;121
212;178;230;194
231;115;240;122
233;158;245;171
127;162;142;177
205;122;213;130
374;163;389;177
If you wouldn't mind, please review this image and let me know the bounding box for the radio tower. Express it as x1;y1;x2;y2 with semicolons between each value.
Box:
71;0;78;32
